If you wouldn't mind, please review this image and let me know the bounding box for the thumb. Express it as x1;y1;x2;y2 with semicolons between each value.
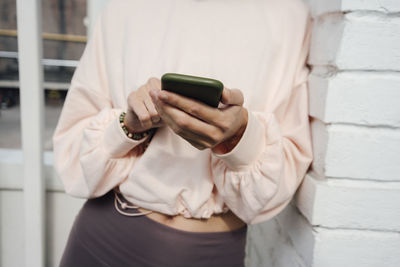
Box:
220;87;244;106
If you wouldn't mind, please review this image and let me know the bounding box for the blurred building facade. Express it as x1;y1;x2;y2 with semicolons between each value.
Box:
0;0;86;109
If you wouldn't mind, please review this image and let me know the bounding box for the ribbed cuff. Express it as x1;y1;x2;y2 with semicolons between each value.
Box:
103;113;149;158
211;111;265;171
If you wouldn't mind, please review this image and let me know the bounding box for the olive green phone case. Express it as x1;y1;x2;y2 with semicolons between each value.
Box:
161;73;224;108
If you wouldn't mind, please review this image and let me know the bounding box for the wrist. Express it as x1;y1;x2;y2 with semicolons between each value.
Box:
213;108;248;154
119;112;154;140
123;112;137;133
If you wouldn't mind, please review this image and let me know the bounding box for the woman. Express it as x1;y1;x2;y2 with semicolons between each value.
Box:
53;0;313;266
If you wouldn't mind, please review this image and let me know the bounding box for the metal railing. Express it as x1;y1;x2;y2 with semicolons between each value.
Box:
0;50;77;90
0;28;87;43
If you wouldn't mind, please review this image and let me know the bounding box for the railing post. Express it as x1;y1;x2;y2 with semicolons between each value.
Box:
16;0;45;266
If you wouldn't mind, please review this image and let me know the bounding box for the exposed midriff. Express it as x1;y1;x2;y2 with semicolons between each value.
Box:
137;207;246;233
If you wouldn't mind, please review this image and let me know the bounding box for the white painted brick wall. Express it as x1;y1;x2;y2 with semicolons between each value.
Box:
246;0;400;266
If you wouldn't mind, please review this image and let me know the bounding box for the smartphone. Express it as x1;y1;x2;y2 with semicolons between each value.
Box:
161;73;224;108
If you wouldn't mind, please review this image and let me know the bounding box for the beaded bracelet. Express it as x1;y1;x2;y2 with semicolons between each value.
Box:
119;111;154;140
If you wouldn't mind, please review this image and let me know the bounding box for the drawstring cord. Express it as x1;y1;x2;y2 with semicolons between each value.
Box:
114;190;153;217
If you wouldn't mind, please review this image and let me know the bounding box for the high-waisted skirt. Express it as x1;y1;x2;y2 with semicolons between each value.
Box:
59;190;248;267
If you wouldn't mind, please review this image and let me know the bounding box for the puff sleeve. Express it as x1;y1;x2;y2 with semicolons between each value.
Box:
52;14;149;198
210;17;314;225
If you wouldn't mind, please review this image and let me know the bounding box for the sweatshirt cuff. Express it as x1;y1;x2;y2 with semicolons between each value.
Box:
103;113;149;158
211;111;265;171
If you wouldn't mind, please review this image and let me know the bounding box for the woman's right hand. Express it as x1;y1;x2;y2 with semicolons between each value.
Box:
124;77;164;133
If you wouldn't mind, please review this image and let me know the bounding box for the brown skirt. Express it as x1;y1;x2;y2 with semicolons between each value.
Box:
59;190;247;267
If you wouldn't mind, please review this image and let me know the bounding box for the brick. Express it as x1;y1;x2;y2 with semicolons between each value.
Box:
313;229;400;267
277;204;316;267
309;12;400;70
277;203;400;267
306;0;400;16
309;70;400;127
295;174;400;231
246;219;308;267
310;121;400;181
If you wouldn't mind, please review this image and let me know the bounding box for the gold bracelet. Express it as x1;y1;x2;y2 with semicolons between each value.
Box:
119;112;154;140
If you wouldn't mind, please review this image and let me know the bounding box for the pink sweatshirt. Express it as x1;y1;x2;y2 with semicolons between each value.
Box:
53;0;313;225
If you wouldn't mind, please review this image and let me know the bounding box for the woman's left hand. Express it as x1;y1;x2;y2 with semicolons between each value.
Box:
149;87;248;154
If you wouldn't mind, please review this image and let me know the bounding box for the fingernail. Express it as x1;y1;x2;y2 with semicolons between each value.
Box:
152;116;160;123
